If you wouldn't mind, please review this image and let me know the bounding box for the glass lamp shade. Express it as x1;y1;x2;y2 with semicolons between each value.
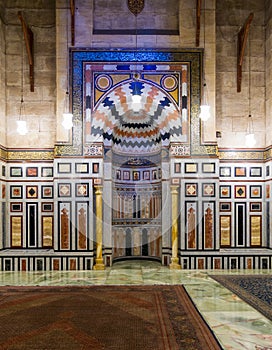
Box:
245;133;256;147
62;112;73;130
131;94;142;112
16;120;28;135
132;94;141;104
199;104;211;121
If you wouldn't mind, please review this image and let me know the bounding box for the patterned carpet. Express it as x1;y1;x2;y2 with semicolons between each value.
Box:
0;285;221;350
210;275;272;321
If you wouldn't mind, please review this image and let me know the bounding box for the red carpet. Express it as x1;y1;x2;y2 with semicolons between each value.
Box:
0;285;221;349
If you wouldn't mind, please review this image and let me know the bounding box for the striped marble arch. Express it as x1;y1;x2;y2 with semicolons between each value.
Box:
90;80;185;155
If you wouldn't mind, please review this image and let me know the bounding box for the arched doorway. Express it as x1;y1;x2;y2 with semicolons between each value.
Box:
112;156;162;261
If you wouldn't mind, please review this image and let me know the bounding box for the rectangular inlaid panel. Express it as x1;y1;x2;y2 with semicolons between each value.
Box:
11;216;22;247
220;215;231;247
2;184;5;199
53;259;60;270
2;203;6;248
197;258;204;269
235;203;246;247
214;258;221;269
27;203;38;247
59;202;71;250
21;259;27;271
69;258;76;270
203;202;214;249
76;202;88;250
42;216;53;247
250;215;262;246
185;202;197;249
246;257;253;269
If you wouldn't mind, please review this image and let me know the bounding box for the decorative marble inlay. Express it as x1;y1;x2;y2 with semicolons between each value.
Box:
70;49;216;157
0;264;271;349
198;259;204;269
203;184;214;196
214;258;221;269
204;204;213;249
266;184;270;199
87;74;186;150
59;185;70;197
161;74;178;91
84;144;103;156
235;186;246;198
61;207;69;249
170;144;190;156
96;74;113;91
27;186;37;198
78;206;87;250
70;259;76;270
220;215;231;246
77;184;88;196
186;184;197;196
187;205;196;249
2;184;5;199
53;259;60;270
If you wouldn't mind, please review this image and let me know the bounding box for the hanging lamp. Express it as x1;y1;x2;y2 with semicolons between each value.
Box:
17;26;28;135
62;0;73;130
129;0;144;105
245;28;256;147
199;0;211;121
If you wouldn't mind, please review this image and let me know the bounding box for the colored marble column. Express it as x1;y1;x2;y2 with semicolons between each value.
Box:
169;185;181;269
93;186;105;270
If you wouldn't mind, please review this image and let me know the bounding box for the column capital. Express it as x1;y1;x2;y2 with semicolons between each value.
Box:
170;185;179;195
94;185;103;195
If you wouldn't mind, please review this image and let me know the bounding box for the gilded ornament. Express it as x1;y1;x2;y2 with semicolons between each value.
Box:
127;0;145;16
219;150;264;161
7;150;54;161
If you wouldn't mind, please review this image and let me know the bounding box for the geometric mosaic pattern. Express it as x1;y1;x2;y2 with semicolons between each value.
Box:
82;58;189;156
90;81;184;154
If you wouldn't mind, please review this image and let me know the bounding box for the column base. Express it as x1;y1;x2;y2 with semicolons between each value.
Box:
93;258;105;270
169;257;181;270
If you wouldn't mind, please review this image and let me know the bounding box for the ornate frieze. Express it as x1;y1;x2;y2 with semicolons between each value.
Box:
219;149;265;161
6;150;54;161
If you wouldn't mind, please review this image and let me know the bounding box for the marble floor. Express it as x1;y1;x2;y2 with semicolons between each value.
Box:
0;260;272;350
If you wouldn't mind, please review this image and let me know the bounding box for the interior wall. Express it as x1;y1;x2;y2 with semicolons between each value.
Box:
4;0;56;149
0;1;6;146
216;0;266;149
1;0;269;150
265;0;272;146
55;0;216;144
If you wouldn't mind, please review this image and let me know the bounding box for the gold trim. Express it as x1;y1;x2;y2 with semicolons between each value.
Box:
0;146;54;161
219;150;265;161
7;150;54;161
0;147;8;160
54;145;82;157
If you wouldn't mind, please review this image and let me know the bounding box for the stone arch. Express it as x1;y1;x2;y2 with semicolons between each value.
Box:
90;80;183;151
